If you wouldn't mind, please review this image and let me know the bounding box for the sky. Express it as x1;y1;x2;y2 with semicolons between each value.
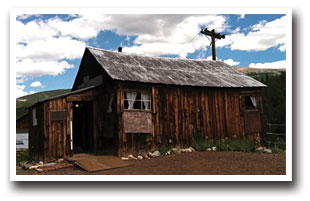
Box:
15;14;287;98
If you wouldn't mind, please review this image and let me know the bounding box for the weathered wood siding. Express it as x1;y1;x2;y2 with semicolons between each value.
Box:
117;83;263;157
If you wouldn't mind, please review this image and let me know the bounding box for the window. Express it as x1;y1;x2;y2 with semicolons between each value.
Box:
244;96;257;110
124;91;151;111
32;108;37;126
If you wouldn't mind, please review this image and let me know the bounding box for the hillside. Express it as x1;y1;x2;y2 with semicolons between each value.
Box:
16;89;71;119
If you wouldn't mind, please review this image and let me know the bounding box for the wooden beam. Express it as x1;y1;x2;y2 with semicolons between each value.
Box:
67;95;94;101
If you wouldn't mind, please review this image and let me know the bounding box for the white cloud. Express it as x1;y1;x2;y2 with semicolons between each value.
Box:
205;56;240;66
278;44;286;52
223;58;240;66
239;14;246;19
249;60;286;69
16;84;28;98
226;16;287;51
30;81;43;88
16;36;86;61
16;58;74;77
15;14;287;84
16;78;25;84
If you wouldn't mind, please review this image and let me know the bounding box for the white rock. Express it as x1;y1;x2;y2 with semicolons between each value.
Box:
149;150;161;157
172;148;179;152
212;146;217;151
263;148;272;153
207;148;212;151
137;156;143;160
29;165;39;170
38;161;44;165
121;157;129;160
128;154;137;160
256;147;264;152
57;158;64;163
189;147;196;152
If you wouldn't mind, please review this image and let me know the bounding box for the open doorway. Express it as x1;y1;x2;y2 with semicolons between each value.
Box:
72;101;94;154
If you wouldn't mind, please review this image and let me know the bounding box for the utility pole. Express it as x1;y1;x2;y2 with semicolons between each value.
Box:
200;28;225;61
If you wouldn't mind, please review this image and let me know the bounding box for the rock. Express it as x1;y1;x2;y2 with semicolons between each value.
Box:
256;147;264;152
128;154;137;160
137;156;143;160
180;148;193;153
172;148;179;153
38;161;44;165
167;150;171;155
29;165;39;170
39;162;56;168
263;148;272;153
207;148;212;151
57;158;64;163
142;153;150;159
149;150;161;157
189;147;196;152
212;146;217;151
121;157;129;160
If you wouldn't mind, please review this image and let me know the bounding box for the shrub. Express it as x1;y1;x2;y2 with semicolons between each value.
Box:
229;139;242;151
158;145;170;155
191;136;209;151
240;139;256;152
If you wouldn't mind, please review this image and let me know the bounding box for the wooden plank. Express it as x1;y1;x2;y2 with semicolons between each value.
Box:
174;89;179;147
116;84;124;157
67;95;94;102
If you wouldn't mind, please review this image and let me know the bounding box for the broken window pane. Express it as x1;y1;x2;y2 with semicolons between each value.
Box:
245;96;257;110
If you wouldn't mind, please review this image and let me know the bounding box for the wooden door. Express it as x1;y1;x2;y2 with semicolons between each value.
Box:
240;95;261;138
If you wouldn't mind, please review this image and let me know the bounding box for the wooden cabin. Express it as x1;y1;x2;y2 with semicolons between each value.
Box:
28;47;266;162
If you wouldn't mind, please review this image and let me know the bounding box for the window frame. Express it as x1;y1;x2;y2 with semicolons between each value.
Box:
123;90;152;112
244;95;258;111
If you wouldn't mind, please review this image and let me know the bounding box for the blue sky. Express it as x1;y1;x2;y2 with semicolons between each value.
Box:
15;14;287;97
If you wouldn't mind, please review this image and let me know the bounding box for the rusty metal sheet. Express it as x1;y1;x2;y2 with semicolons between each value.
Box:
123;111;152;133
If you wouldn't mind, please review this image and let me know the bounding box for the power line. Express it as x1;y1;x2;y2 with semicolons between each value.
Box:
177;33;200;56
188;40;212;60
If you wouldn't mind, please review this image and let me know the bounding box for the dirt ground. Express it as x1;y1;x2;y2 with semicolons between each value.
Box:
16;151;286;175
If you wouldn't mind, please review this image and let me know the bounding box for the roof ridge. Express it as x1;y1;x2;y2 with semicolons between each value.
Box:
86;46;226;63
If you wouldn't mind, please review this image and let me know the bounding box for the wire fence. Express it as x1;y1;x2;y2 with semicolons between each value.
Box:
265;123;286;149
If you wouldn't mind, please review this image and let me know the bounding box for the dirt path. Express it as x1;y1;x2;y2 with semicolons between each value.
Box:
16;151;286;175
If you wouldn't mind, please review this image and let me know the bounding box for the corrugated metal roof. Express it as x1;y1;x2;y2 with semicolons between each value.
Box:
87;47;266;88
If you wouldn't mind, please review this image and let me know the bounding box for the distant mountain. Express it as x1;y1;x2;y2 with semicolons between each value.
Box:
16;89;71;119
234;66;286;74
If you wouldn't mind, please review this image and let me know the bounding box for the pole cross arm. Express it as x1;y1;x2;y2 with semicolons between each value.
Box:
200;28;226;60
200;28;225;39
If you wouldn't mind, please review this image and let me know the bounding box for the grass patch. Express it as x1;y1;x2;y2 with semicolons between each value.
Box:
271;147;286;154
191;136;209;151
212;137;256;153
158;145;170;155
